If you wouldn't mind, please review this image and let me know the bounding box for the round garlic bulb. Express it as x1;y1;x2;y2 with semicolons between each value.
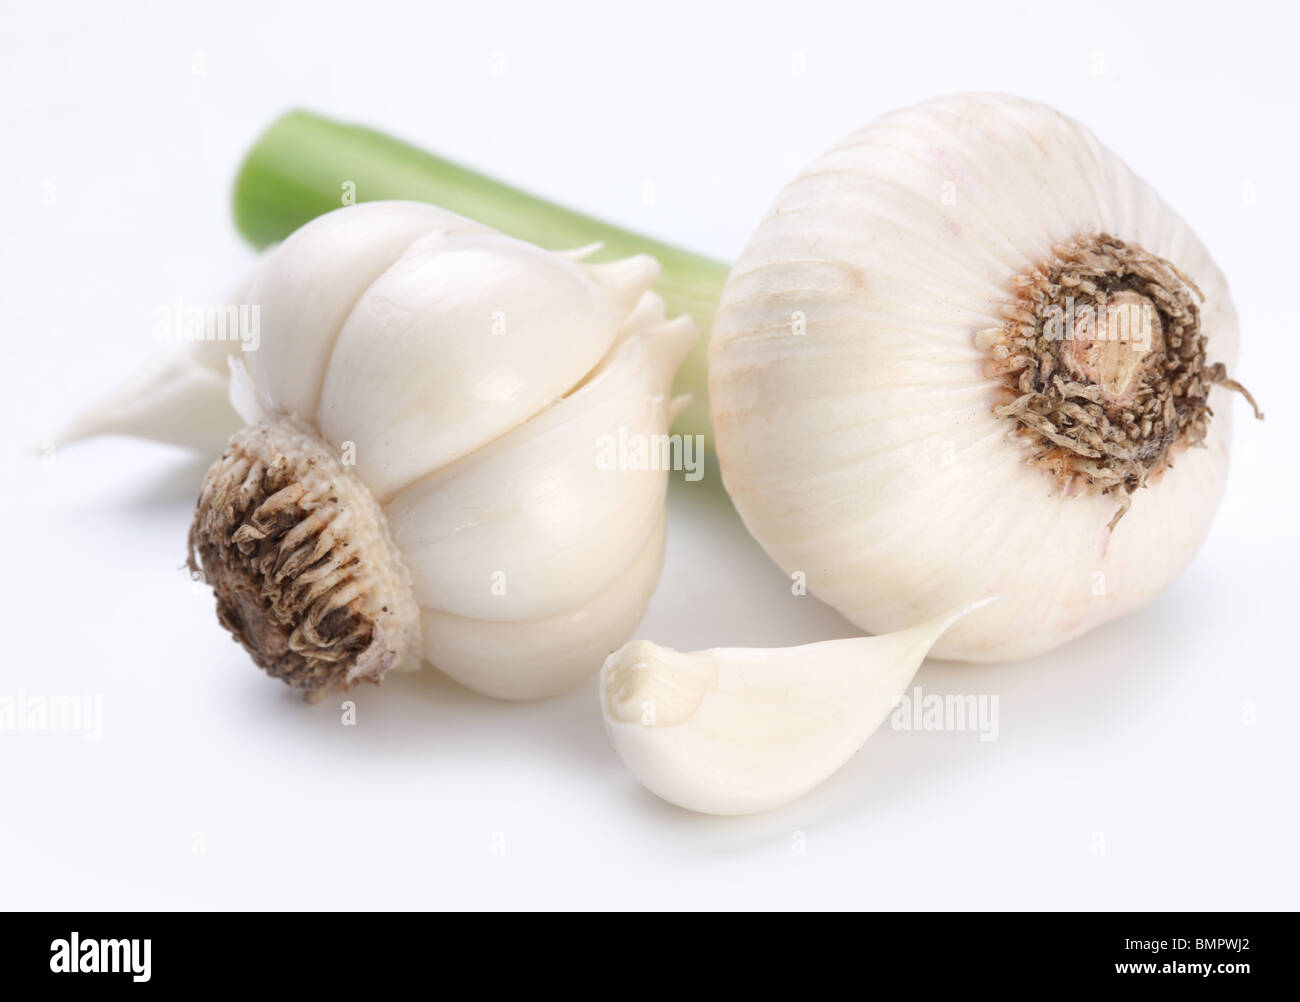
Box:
188;201;695;699
709;94;1257;662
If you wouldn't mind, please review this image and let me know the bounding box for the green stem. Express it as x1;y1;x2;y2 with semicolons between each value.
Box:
232;110;729;441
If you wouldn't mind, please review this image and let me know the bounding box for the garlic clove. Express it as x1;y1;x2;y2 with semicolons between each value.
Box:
383;297;695;622
420;512;666;700
600;600;991;815
52;340;242;455
245;201;487;421
315;230;660;499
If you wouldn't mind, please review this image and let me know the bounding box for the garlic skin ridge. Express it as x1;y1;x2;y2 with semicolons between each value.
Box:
187;200;696;701
709;93;1248;663
600;601;991;816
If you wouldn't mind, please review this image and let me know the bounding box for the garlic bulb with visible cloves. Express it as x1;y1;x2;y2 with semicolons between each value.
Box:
186;201;695;700
709;93;1259;663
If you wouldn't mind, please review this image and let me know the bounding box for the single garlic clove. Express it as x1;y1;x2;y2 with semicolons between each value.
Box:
244;201;489;420
383;296;695;623
599;600;992;815
420;512;667;700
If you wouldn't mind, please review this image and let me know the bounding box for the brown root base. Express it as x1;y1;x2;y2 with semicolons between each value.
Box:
188;421;400;695
982;233;1260;525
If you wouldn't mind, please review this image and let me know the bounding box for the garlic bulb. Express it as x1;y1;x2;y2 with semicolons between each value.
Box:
600;602;987;815
709;93;1259;662
186;200;695;700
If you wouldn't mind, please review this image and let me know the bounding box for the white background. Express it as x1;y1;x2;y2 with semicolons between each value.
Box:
2;0;1297;910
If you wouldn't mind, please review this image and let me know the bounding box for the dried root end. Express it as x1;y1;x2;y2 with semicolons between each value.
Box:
188;417;421;697
982;233;1261;525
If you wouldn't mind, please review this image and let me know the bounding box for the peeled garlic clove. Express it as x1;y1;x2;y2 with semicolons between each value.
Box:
187;201;696;700
600;602;988;815
710;93;1259;663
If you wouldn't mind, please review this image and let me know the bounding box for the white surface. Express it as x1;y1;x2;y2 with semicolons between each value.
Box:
2;0;1297;910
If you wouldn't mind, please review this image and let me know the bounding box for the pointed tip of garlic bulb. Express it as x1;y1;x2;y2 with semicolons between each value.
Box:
585;254;662;319
51;343;242;456
600;601;991;815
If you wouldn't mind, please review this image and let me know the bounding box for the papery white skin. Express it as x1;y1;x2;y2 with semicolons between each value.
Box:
219;201;695;699
600;601;989;815
709;93;1239;662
